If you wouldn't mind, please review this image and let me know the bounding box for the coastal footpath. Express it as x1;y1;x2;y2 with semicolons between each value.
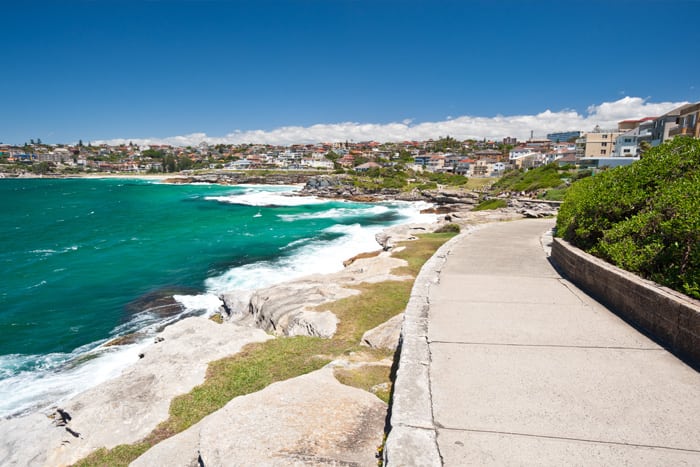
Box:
385;218;700;465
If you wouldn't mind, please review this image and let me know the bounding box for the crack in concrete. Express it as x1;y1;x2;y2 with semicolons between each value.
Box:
429;341;664;351
436;427;700;454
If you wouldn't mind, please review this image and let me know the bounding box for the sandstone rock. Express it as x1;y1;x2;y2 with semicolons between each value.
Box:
375;232;392;250
0;318;271;467
132;367;387;467
361;313;404;350
228;250;412;337
287;310;338;338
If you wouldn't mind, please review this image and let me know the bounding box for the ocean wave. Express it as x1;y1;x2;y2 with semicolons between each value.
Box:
204;221;384;294
277;205;390;222
204;192;327;207
0;341;149;418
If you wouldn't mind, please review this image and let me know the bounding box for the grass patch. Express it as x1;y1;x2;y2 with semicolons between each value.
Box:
473;198;508;211
209;313;224;324
322;281;413;343
334;365;393;403
538;188;566;201
464;177;494;190
73;231;457;466
392;232;458;276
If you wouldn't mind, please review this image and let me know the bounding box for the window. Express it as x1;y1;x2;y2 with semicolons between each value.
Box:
623;149;631;153
601;142;608;146
601;149;607;155
602;134;608;139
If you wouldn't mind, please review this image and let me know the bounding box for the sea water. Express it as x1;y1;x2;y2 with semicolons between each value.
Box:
0;178;433;417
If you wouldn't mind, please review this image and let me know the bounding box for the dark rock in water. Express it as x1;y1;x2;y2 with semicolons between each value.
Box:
123;287;200;321
104;332;146;347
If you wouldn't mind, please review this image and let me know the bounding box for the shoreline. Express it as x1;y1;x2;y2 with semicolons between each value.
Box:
0;175;543;464
1;182;430;416
0;187;446;464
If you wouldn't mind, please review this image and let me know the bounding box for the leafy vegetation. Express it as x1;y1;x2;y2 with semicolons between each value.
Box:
473;198;508;211
349;167;469;192
74;231;458;466
434;223;461;233
557;137;700;299
491;163;576;193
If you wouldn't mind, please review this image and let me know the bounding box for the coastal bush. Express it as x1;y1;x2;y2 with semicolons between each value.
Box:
434;223;461;233
556;137;700;298
538;188;567;201
473;198;508;211
424;171;468;187
492;163;573;193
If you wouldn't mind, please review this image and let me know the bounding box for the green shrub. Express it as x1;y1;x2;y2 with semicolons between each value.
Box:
492;164;567;192
434;223;460;233
539;188;567;201
556;137;700;298
473;198;508;211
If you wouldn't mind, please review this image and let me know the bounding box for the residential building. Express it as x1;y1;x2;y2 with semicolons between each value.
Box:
651;105;686;146
354;162;381;172
547;131;583;143
669;102;700;139
614;119;654;157
576;126;623;158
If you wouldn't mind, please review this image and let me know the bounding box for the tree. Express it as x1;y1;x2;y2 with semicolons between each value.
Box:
78;139;84;147
325;151;340;162
31;161;51;174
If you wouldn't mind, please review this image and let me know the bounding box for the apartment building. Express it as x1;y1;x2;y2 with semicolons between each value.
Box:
669;102;700;139
576;126;623;158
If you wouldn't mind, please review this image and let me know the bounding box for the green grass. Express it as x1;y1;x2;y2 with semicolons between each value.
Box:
334;365;393;403
73;232;457;466
538;188;567;201
464;177;494;190
492;163;571;193
473;198;508;211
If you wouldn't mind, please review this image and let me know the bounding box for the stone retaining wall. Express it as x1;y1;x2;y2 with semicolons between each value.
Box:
551;238;700;368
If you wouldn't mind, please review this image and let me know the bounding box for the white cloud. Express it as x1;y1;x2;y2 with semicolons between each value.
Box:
94;96;688;147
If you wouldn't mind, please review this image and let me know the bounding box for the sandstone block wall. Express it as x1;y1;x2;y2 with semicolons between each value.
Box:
551;238;700;368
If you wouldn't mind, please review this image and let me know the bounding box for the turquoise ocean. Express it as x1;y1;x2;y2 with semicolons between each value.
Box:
0;178;433;417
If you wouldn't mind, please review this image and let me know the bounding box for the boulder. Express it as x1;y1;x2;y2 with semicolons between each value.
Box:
375;232;393;250
287;310;338;338
361;313;404;350
132;367;387;467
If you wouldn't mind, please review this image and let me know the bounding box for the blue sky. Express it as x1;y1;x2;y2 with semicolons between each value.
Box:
2;0;699;145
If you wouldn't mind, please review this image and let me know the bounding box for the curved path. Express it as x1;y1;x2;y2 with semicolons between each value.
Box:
386;218;700;466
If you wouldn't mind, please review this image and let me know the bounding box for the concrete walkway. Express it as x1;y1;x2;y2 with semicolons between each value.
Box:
386;218;700;466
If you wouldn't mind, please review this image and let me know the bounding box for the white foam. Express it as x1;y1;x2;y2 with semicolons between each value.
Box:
205;187;327;207
173;294;223;317
277;205;390;221
206;222;384;294
0;341;150;418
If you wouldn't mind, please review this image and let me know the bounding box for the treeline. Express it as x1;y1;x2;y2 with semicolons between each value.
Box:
557;137;700;299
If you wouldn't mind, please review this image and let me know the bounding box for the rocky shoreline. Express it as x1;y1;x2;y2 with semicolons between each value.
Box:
0;176;559;466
